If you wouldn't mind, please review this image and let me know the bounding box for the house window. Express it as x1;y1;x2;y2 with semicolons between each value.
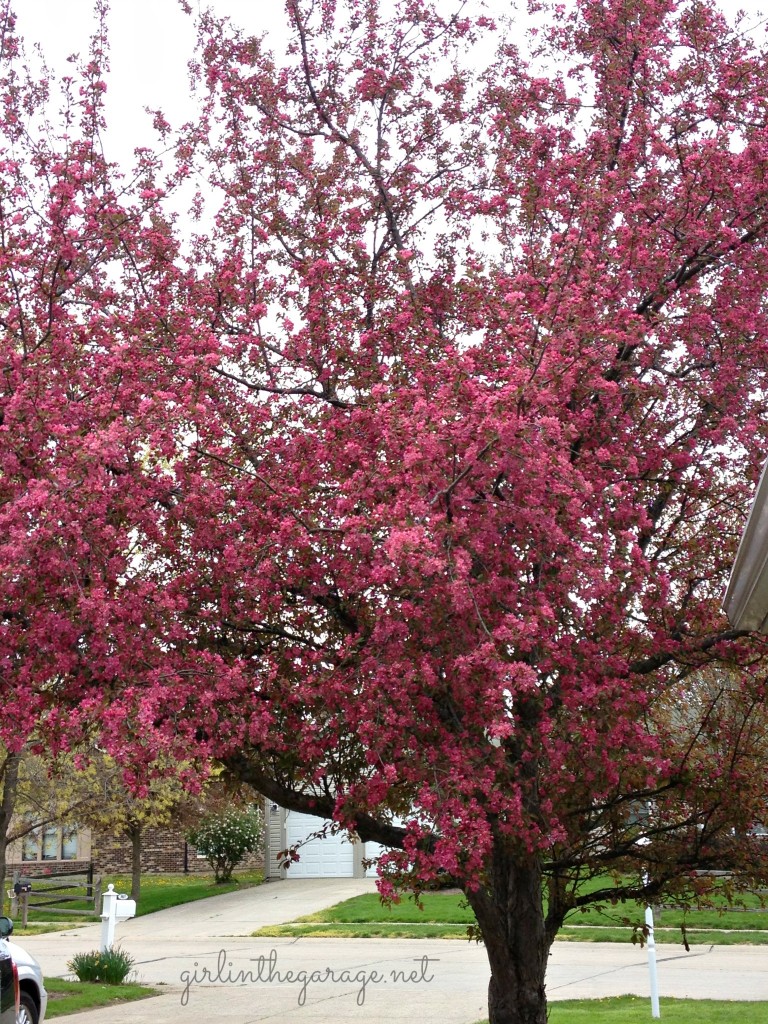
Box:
21;833;40;862
21;826;79;862
42;827;59;860
61;828;78;860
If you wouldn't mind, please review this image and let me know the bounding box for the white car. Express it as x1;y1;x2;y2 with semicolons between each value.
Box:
0;918;47;1024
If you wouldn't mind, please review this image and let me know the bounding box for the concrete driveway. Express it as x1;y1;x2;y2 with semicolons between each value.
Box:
18;878;768;1023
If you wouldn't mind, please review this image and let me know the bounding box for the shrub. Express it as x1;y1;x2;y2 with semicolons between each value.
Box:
68;947;135;984
188;808;263;882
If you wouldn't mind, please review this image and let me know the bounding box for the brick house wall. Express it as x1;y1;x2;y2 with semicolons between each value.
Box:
8;860;92;880
91;825;203;875
91;825;264;876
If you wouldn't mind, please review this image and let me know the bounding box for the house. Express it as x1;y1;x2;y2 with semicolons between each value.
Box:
6;823;262;878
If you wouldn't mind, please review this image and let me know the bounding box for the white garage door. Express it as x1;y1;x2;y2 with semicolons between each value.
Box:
363;842;384;877
284;811;355;878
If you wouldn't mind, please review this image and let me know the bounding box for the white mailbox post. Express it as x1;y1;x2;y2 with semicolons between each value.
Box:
100;883;137;951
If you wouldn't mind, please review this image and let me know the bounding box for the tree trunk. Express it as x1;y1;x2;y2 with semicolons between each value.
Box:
129;825;142;902
463;847;551;1024
0;754;22;906
0;833;7;917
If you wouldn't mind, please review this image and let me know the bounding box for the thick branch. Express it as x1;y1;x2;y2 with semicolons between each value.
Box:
222;753;409;849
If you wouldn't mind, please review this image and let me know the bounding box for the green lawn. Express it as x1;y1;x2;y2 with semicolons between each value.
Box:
476;997;768;1024
8;871;264;931
561;887;768;943
44;978;158;1018
253;890;768;944
315;892;474;924
108;871;264;916
254;891;476;939
568;899;768;931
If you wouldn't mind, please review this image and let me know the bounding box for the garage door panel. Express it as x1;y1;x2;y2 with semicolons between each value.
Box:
285;811;354;877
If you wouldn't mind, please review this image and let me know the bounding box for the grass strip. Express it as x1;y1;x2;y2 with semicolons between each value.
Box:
44;978;158;1018
476;997;768;1024
558;926;768;945
254;921;768;943
7;923;91;937
254;922;475;939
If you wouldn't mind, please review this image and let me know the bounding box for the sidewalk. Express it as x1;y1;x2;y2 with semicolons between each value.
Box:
18;877;379;975
18;879;768;1023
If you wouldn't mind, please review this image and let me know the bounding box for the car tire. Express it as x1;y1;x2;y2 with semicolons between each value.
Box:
17;991;39;1024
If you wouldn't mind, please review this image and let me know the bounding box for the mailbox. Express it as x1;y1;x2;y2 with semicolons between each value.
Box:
115;897;136;920
100;883;138;950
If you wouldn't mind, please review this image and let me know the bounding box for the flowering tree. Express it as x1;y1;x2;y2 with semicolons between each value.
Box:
4;1;768;1021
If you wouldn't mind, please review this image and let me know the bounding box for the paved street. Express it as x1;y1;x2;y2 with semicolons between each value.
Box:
17;879;768;1022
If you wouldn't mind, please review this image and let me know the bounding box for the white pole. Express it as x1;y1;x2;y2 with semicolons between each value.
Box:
100;884;117;952
645;903;660;1018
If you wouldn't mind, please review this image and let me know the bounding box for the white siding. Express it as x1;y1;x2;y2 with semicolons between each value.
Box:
265;801;285;879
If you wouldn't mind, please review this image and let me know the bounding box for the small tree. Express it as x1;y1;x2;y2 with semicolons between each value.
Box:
188;810;262;883
0;747;99;903
74;754;198;902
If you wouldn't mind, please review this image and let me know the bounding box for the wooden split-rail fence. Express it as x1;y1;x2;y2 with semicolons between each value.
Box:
7;867;101;926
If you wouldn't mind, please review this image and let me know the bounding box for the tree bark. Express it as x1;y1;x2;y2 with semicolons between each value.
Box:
128;824;142;902
0;754;21;904
463;847;551;1024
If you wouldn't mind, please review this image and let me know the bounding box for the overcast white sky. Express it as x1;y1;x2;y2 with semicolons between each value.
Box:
15;0;768;168
17;1;292;165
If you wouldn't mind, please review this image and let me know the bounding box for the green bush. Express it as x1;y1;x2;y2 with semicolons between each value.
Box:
67;947;135;985
188;809;263;883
